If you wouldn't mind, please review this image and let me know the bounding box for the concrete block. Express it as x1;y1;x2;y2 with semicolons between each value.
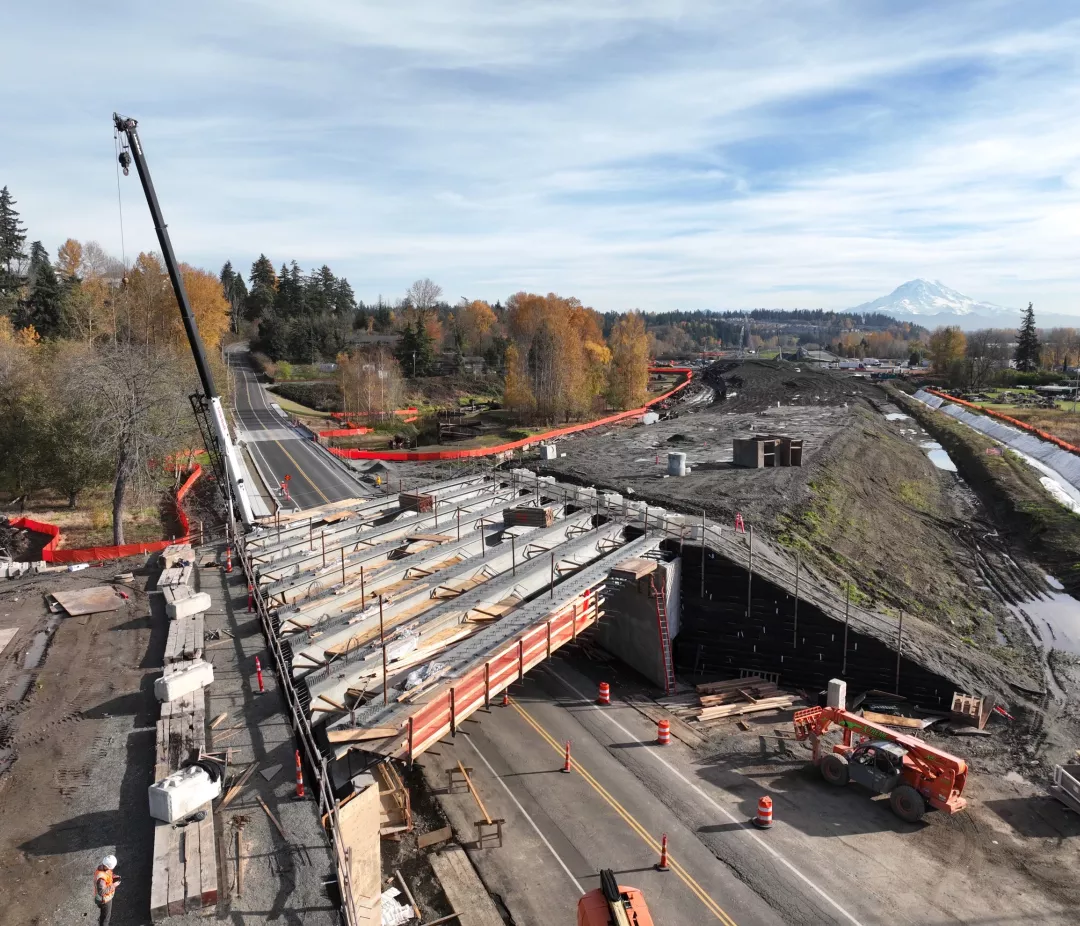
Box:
148;765;221;822
166;591;211;620
642;411;660;425
154;659;214;702
827;678;847;710
538;444;556;461
161;543;195;569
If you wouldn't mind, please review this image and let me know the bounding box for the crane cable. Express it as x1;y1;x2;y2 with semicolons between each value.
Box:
113;127;128;274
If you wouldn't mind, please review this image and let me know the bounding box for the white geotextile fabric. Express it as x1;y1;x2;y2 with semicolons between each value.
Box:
912;390;1080;491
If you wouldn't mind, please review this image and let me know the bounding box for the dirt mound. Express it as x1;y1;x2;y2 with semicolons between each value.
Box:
704;359;882;412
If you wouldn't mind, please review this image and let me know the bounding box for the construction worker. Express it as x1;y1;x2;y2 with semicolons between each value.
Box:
93;855;120;926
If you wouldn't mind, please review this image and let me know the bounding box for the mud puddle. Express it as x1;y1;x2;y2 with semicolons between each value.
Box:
1011;586;1080;655
920;440;958;472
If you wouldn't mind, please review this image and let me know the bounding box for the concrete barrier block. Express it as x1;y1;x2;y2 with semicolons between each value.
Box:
166;591;212;620
154;659;214;702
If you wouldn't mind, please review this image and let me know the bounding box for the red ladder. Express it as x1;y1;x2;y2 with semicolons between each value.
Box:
650;575;677;695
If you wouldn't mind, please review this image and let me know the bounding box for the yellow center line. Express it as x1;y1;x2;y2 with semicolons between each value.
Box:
273;439;331;505
508;697;738;926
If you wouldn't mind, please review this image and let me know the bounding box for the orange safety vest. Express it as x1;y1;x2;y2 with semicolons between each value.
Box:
94;868;115;904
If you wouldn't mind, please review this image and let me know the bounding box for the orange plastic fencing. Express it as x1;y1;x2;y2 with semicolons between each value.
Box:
318;427;373;437
330;368;694;462
9;465;203;564
926;389;1080;457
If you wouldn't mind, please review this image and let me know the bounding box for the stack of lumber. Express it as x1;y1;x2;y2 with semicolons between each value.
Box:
502;506;554;528
164;613;205;663
399;492;434;513
659;676;796;728
151;684;218;920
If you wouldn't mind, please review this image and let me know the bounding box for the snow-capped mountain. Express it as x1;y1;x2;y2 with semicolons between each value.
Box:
850;279;1015;319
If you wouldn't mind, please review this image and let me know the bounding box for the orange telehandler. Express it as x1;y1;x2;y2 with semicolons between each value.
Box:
577;869;654;926
793;705;969;822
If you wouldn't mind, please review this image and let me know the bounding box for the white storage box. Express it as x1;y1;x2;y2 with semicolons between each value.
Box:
154;659;214;702
166;591;211;620
148;765;221;822
538;444;556;460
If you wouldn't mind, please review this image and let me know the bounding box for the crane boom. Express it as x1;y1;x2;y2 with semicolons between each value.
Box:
112;113;254;527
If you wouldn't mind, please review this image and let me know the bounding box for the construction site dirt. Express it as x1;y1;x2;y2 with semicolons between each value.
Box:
532;362;1080;774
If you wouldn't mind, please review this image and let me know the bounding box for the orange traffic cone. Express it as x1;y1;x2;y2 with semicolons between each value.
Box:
753;795;773;829
598;682;610;705
655;833;670;871
657;719;671;745
295;749;305;799
561;741;572;773
502;689;509;707
225;544;233;573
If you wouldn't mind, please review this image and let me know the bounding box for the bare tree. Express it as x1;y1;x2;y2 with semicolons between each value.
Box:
339;347;403;419
70;344;193;544
405;278;442;313
964;329;1009;390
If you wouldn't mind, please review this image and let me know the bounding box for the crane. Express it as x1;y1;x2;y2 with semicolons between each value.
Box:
576;869;654;926
112;113;254;527
793;705;969;822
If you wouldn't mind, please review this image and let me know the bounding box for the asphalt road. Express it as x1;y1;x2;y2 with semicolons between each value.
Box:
228;353;365;511
422;651;1041;926
423;661;789;926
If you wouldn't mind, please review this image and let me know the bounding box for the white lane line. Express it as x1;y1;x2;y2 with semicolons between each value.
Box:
462;733;585;895
548;667;865;926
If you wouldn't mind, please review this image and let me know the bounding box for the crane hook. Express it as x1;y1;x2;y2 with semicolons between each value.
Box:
118;150;132;176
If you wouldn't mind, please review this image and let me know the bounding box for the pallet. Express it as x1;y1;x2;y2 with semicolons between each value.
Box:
164;614;205;664
151;599;216;920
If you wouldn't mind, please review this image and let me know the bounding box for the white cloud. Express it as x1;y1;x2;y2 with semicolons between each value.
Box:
4;2;1080;314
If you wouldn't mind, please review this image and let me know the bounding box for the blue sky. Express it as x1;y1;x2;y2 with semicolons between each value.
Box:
5;2;1080;314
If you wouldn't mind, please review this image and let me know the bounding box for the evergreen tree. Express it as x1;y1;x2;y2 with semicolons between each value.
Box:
396;320;419;375
245;254;277;321
276;261;299;316
219;261;247;332
1014;302;1040;372
16;241;62;337
0;186;28;309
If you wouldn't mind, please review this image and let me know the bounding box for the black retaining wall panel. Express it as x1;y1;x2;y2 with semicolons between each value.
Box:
670;542;955;709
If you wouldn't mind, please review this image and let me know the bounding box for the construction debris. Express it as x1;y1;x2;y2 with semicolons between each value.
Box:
659;676;796;727
502;505;554;528
47;586;125;616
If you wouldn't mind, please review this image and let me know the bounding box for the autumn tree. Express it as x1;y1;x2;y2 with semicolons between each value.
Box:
928;326;966;374
507;292;610;422
457;299;496;353
339;347;403;419
0;317;48;506
606;312;651;409
1014;302;1040;372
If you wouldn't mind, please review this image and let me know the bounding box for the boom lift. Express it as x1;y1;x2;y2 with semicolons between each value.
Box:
793;706;968;822
577;870;654;926
112;114;254;527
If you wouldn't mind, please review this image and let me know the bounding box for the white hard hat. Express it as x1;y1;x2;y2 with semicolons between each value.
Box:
102;855;117;870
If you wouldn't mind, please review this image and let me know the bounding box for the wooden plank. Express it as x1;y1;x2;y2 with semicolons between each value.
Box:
862;710;923;729
417;826;453;850
257;796;289;840
327;726;399;744
428;846;504;926
49;585;125;615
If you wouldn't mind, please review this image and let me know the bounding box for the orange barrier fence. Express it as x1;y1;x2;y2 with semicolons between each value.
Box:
9;465;203;564
318;427;373;437
926;389;1080;457
330;368;694;462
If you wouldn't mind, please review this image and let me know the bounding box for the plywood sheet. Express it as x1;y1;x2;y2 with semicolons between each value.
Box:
50;586;123;616
0;627;18;654
336;776;381;904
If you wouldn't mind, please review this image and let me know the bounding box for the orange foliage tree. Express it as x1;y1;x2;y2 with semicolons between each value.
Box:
506;292;611;423
606;313;651;409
